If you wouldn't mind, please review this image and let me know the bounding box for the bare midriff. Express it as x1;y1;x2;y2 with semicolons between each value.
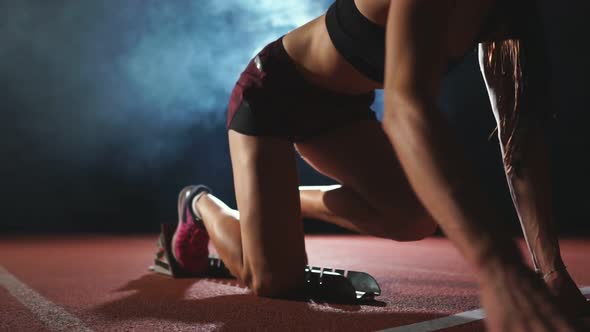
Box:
282;14;383;95
281;0;389;95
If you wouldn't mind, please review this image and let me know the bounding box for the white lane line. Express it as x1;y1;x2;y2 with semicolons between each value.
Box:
0;265;94;332
377;309;485;332
378;286;590;332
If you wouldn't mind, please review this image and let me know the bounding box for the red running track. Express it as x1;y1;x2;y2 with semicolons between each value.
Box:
0;235;588;331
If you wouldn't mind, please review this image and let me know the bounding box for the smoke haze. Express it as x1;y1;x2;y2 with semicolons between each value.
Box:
0;0;337;172
1;0;587;233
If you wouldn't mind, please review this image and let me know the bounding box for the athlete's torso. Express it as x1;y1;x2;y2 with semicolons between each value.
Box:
283;0;513;95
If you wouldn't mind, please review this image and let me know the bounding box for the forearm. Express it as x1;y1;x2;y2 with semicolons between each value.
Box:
383;94;524;275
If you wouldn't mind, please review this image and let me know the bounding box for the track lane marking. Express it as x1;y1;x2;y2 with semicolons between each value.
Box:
0;265;94;332
378;286;590;332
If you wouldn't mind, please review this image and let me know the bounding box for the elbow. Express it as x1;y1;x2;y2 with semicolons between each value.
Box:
384;88;437;117
382;74;445;146
382;91;407;134
385;79;439;108
382;90;437;139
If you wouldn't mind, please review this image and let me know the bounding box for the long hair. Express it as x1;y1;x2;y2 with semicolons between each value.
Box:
482;1;548;174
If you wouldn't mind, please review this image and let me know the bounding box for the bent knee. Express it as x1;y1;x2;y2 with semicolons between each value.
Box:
248;271;305;298
378;211;437;241
396;217;438;241
241;256;307;298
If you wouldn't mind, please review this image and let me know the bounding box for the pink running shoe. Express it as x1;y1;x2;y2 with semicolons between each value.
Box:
171;185;211;276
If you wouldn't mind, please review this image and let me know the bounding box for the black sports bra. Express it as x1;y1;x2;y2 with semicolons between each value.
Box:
325;0;518;84
325;0;386;83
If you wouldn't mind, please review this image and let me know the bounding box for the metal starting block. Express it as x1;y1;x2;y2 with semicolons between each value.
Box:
304;266;381;302
148;223;381;303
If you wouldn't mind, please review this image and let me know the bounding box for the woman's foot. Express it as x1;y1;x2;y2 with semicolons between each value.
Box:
543;269;590;317
171;185;212;276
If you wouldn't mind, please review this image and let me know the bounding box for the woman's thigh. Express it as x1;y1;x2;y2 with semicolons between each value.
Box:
228;129;306;293
295;119;429;223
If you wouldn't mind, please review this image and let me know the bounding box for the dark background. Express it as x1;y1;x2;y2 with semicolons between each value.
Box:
1;0;588;234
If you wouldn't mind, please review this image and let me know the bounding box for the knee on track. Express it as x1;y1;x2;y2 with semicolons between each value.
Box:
377;210;438;241
242;261;307;298
251;275;304;298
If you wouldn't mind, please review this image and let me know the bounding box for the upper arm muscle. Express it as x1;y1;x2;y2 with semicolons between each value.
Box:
384;0;453;104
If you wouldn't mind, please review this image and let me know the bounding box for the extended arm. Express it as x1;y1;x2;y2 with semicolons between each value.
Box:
382;1;581;330
478;42;590;315
382;0;520;275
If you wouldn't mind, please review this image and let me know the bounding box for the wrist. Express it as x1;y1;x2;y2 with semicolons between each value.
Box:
535;255;566;276
470;239;528;285
537;261;567;280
